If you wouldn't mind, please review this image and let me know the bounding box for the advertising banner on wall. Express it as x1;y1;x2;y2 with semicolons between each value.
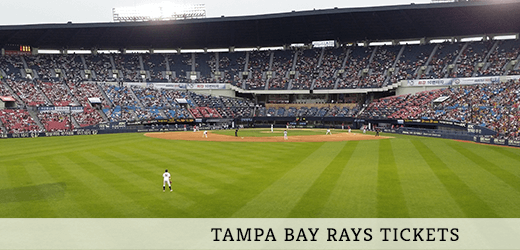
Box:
407;76;501;87
38;106;84;113
142;82;227;90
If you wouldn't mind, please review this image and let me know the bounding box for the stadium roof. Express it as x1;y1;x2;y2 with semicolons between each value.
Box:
1;1;520;50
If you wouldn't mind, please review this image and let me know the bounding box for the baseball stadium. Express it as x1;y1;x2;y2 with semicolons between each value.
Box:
2;0;520;220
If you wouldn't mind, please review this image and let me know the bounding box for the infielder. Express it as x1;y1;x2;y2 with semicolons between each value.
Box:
326;128;332;135
163;169;172;192
284;130;288;140
271;124;274;133
203;130;208;138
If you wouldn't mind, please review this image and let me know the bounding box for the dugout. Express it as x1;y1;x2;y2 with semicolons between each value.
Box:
0;96;17;109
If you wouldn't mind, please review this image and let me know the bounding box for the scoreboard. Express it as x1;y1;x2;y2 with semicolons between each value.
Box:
4;44;32;55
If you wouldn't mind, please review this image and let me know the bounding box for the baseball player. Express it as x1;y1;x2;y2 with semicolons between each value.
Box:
271;124;274;133
326;128;332;135
193;125;197;132
163;169;172;192
348;125;351;133
284;130;288;140
203;130;208;138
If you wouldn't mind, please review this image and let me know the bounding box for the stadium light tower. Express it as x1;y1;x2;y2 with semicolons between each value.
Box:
113;2;206;22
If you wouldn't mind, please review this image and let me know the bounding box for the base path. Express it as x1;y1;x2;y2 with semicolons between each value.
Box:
145;131;391;142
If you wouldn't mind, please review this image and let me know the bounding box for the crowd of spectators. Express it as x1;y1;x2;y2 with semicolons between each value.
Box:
84;54;114;82
72;105;104;128
362;47;400;88
361;80;520;140
452;42;491;78
6;79;50;107
37;112;71;132
244;51;270;89
113;54;143;82
256;104;360;118
291;50;320;90
0;109;41;133
36;80;77;106
5;42;520;136
0;41;518;90
336;56;369;89
313;48;345;89
268;50;295;90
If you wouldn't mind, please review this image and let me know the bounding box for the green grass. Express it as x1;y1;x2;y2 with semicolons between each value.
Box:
1;129;520;218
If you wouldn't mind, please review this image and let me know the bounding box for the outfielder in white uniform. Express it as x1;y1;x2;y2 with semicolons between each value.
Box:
163;169;172;192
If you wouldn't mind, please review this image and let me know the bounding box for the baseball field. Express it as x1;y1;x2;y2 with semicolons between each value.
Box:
1;128;520;218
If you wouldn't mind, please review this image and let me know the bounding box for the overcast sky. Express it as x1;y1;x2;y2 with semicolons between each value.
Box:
0;0;433;25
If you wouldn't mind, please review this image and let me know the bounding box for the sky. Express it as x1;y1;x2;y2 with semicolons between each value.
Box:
0;0;433;25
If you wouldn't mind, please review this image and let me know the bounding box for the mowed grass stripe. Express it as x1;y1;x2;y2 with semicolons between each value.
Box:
320;140;379;217
412;140;499;217
489;146;520;178
127;144;237;185
101;148;199;207
37;155;118;217
108;146;218;196
72;152;167;217
31;157;91;217
183;143;325;217
392;139;464;217
377;139;409;218
138;139;250;182
448;142;520;191
0;134;142;163
1;161;30;217
54;154;147;217
139;140;322;217
443;142;520;217
232;142;343;218
17;159;64;217
170;141;253;176
288;141;355;217
83;150;195;216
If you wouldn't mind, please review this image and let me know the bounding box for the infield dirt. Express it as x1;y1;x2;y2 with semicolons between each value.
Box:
145;130;390;142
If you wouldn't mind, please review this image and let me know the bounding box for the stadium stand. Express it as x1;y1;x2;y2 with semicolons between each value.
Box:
2;39;520;138
361;80;520;140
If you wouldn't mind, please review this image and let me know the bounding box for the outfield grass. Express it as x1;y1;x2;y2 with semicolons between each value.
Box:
1;129;520;218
